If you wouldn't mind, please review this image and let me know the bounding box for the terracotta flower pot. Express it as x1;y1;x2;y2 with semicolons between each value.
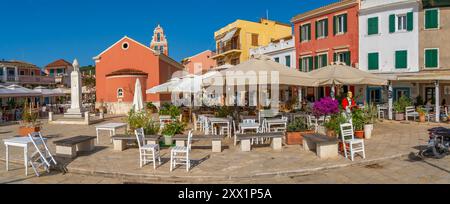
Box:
326;130;336;138
18;126;41;137
354;130;365;139
286;130;315;145
419;114;426;123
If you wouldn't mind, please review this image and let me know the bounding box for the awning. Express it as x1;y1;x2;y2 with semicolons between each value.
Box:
397;74;450;81
218;29;238;43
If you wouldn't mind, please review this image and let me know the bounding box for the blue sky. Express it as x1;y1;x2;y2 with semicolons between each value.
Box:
1;0;338;68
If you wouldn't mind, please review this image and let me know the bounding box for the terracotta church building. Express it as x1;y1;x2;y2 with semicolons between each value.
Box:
94;25;183;114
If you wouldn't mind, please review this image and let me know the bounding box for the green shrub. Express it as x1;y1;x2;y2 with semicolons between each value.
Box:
363;103;378;124
159;103;181;119
125;109;160;135
352;109;365;131
287;118;309;132
394;96;412;113
161;121;186;137
324;114;347;135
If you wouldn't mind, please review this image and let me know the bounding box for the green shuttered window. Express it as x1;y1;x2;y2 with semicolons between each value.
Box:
395;50;408;69
308;57;313;72
334;14;347;35
407;12;413;31
425;49;439;68
367;17;378;35
389;14;396;33
425;9;439;29
300;24;311;42
285;55;291;67
368;53;379;70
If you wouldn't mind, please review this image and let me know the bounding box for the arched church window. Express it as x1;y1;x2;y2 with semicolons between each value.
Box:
117;88;124;98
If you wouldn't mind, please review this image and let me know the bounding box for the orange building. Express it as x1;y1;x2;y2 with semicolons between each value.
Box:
93;36;183;114
291;0;359;100
181;50;217;75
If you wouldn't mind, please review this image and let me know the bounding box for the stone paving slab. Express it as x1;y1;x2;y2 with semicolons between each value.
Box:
0;117;447;182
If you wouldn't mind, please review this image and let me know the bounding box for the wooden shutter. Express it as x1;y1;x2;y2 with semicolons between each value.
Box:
333;16;337;35
425;49;438;68
395;50;407;69
389;14;396;33
252;34;259;46
322;54;328;68
407;12;413;31
345;51;351;66
368;17;378;35
307;24;311;40
368;53;379;70
333;53;337;63
308;57;313;72
314;56;319;70
343;14;348;33
315;21;318;39
324;19;328;37
425;9;438;29
299;58;303;71
299;26;303;42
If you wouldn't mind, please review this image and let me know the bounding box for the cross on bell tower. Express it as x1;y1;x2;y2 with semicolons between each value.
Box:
150;24;169;56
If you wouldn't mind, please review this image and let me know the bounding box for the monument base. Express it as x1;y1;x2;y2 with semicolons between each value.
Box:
64;108;84;118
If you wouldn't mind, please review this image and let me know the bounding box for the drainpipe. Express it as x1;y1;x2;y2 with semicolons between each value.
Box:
435;80;440;123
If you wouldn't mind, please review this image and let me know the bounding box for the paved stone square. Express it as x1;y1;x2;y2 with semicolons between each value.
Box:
0;116;448;183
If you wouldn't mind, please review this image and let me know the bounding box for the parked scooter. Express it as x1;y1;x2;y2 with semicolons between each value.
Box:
419;127;450;159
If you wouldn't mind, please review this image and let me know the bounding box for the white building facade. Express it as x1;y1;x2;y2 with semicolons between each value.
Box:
359;0;420;106
249;36;296;68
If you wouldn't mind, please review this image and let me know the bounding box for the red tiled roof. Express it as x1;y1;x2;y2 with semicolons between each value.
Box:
45;59;72;68
0;60;40;70
106;69;148;77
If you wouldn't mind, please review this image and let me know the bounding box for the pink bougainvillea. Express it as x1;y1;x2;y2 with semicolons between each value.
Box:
313;97;340;117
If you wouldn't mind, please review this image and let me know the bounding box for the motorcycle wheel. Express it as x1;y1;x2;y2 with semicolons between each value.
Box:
432;146;447;159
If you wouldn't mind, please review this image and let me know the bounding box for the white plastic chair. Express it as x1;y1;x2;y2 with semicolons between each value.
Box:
135;128;161;169
28;132;57;177
170;131;193;172
340;123;366;161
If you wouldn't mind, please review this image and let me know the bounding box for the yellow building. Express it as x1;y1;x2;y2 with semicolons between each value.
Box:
213;19;292;66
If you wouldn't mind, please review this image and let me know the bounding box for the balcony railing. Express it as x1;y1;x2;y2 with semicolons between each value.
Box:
18;75;56;84
217;43;241;55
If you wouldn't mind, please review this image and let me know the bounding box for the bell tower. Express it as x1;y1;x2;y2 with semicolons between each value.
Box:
150;24;169;56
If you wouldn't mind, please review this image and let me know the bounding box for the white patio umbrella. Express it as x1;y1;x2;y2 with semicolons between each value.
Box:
7;84;42;97
308;63;388;99
204;55;318;86
146;77;181;94
34;86;66;97
132;79;144;111
308;63;388;86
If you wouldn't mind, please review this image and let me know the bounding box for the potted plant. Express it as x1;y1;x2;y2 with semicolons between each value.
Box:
352;109;365;139
324;114;347;138
394;96;412;121
312;97;340;134
417;107;426;123
161;121;186;145
363;103;378;139
18;102;41;137
125;108;160;135
286;119;314;145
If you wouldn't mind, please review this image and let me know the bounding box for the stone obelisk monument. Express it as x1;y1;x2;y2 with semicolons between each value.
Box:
64;59;84;118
